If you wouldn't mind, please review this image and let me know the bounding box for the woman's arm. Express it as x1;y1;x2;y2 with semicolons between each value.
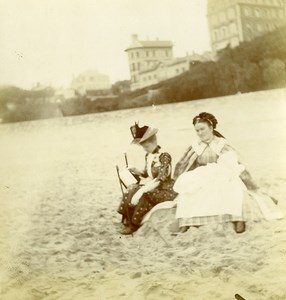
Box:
220;144;258;190
156;152;172;182
173;146;196;180
138;152;172;193
129;153;148;178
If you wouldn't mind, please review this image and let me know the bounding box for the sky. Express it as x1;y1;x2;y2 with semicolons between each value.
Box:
0;0;210;89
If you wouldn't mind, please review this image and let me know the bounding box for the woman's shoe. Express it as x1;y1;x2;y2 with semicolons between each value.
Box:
179;226;190;233
171;226;190;236
120;224;138;235
234;221;246;233
120;226;134;235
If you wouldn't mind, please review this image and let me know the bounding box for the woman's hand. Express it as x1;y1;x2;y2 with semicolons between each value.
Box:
131;189;144;205
127;183;138;192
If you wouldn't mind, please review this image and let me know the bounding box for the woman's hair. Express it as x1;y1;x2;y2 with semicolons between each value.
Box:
140;134;157;145
193;112;225;138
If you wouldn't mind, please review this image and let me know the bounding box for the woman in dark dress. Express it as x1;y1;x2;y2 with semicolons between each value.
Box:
118;123;177;235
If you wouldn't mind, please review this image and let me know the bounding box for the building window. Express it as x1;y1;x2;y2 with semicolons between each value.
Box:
230;22;237;33
176;69;179;74
146;51;149;57
244;7;250;16
211;15;217;25
228;7;235;19
132;63;136;71
153;74;157;78
165;50;169;57
213;30;218;41
136;52;139;58
254;9;260;17
219;11;226;22
222;26;228;37
257;23;262;32
137;62;140;71
153;51;156;57
148;76;152;80
246;22;252;33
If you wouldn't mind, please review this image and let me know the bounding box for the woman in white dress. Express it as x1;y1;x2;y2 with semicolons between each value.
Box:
173;112;282;234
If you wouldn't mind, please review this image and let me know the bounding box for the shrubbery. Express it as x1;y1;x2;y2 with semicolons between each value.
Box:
0;86;58;123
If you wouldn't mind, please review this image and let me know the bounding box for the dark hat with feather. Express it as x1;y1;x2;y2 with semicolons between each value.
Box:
130;122;158;144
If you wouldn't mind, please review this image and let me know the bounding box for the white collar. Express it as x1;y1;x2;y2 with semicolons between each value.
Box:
192;136;227;156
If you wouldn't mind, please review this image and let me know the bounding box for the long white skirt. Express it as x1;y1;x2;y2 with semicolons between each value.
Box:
174;162;246;220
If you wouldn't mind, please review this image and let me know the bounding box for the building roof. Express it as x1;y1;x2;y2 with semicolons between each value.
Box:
125;35;173;51
138;52;214;75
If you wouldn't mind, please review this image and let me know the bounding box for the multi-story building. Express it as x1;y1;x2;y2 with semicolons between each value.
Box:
125;35;214;90
125;35;174;90
71;70;111;95
207;0;286;52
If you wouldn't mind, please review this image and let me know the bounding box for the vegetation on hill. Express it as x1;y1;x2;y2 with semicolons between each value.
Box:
0;25;285;123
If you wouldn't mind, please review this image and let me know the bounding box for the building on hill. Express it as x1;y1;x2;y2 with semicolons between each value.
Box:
125;35;214;91
71;70;111;95
207;0;286;53
136;52;214;90
125;34;174;90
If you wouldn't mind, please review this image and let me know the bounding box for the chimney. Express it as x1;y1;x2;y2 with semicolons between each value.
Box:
132;34;138;43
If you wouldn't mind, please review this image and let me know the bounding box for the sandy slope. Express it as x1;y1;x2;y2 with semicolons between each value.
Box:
0;88;286;300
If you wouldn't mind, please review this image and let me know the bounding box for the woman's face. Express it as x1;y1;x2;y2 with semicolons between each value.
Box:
140;138;157;153
194;122;214;142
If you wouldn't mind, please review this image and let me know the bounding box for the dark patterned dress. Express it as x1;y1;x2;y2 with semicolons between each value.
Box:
117;146;177;228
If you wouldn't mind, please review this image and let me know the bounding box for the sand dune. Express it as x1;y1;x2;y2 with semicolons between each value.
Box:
0;88;286;300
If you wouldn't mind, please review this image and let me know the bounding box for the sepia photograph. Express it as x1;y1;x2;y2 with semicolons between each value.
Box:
0;0;286;299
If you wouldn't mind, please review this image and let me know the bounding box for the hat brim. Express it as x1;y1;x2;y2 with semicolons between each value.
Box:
131;127;158;144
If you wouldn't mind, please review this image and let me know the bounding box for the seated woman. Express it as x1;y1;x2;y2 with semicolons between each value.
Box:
173;112;282;234
117;123;177;235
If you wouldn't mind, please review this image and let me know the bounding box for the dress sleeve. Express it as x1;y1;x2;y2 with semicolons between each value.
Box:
156;152;172;182
220;144;258;190
173;146;195;180
141;153;148;178
220;144;233;154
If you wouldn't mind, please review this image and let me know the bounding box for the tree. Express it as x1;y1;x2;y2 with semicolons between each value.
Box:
111;80;131;95
261;59;286;88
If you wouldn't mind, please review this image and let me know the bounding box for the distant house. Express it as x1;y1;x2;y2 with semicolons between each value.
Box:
125;35;214;91
54;88;76;102
71;70;111;95
207;0;286;53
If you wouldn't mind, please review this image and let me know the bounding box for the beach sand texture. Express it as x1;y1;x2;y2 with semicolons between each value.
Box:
0;88;286;300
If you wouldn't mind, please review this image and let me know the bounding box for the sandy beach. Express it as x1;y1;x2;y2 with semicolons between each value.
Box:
0;88;286;300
